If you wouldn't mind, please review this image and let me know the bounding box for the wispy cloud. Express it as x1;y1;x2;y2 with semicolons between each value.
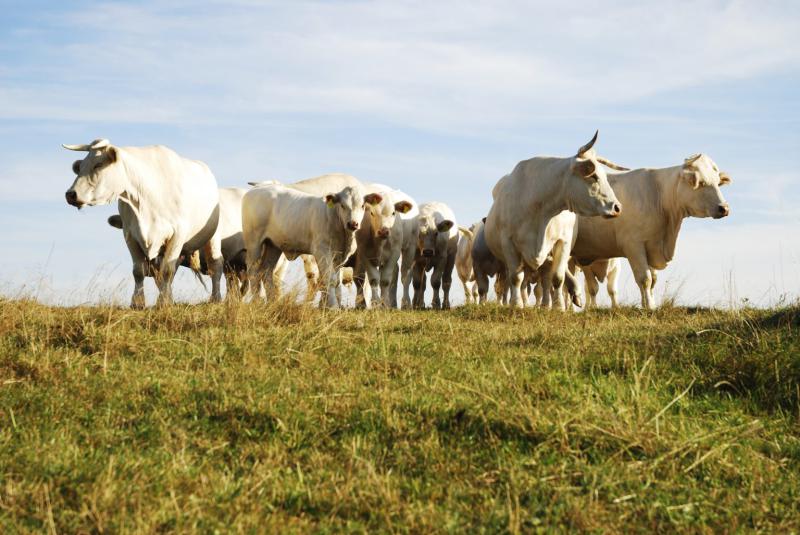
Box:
2;0;798;131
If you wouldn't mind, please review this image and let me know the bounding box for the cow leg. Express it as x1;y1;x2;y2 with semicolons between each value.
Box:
244;238;269;302
462;280;473;304
412;262;426;309
540;267;553;309
203;239;224;303
549;241;570;311
474;264;490;304
388;262;400;308
352;257;368;309
155;237;183;307
400;251;415;310
258;245;284;302
316;250;340;309
499;238;525;308
379;260;397;308
123;231;148;309
495;277;507;305
430;260;444;310
441;252;455;310
271;254;287;299
366;262;382;308
607;262;620;308
584;270;599;308
626;250;655;310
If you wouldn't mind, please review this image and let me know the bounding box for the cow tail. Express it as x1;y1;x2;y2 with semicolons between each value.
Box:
187;250;208;291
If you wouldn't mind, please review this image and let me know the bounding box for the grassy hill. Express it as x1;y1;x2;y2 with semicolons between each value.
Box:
1;299;798;533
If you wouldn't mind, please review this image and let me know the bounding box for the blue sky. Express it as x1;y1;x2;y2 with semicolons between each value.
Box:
1;0;798;306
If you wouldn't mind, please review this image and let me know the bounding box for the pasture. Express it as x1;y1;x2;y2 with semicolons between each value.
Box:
1;298;798;532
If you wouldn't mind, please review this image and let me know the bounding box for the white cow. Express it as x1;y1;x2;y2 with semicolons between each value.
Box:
572;153;731;309
64;139;223;308
242;183;375;308
108;187;287;297
402;202;459;309
483;131;625;309
352;184;415;308
455;223;480;304
248;174;378;304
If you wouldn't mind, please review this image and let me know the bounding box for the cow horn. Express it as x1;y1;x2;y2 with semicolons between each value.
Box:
62;139;111;151
576;130;599;156
596;156;629;171
684;153;702;166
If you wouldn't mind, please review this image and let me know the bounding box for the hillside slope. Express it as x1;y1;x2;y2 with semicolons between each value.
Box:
1;299;798;532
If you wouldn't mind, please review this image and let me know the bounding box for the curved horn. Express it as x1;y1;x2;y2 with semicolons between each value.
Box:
62;139;111;151
576;130;599;156
596;156;629;171
62;143;93;151
684;153;702;166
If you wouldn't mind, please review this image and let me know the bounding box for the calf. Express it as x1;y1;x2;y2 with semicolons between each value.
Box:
402;202;459;309
242;184;375;308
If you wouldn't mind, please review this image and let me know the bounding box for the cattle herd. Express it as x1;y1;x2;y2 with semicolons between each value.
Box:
64;131;731;311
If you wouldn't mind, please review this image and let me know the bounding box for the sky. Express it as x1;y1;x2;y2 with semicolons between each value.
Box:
0;0;798;307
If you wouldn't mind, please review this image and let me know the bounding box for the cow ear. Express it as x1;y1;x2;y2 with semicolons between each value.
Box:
107;215;123;229
572;158;596;178
106;146;117;163
718;172;732;186
437;219;454;233
481;217;487;223
72;160;81;175
325;194;338;207
394;200;413;213
682;169;700;189
363;192;383;206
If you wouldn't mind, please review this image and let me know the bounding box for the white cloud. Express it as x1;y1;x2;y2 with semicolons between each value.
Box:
2;0;798;131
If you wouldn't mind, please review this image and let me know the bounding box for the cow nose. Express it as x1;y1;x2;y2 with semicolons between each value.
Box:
422;249;434;257
611;203;622;216
377;227;390;238
717;204;730;218
65;190;78;206
347;220;359;231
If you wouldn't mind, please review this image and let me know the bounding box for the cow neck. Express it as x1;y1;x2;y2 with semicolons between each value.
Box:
116;153;159;249
655;165;688;264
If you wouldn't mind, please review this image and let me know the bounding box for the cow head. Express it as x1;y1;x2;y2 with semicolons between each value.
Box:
362;192;414;240
416;214;454;258
567;131;624;219
678;154;731;219
63;139;123;209
325;186;367;233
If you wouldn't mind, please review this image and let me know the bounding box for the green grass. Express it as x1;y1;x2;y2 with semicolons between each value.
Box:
1;298;799;533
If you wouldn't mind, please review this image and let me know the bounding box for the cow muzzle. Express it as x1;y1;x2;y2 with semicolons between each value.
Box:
377;227;390;239
715;203;730;219
65;190;83;208
603;202;622;219
422;248;435;257
347;220;359;231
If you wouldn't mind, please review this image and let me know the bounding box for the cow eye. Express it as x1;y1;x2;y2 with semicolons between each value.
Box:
72;161;81;174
